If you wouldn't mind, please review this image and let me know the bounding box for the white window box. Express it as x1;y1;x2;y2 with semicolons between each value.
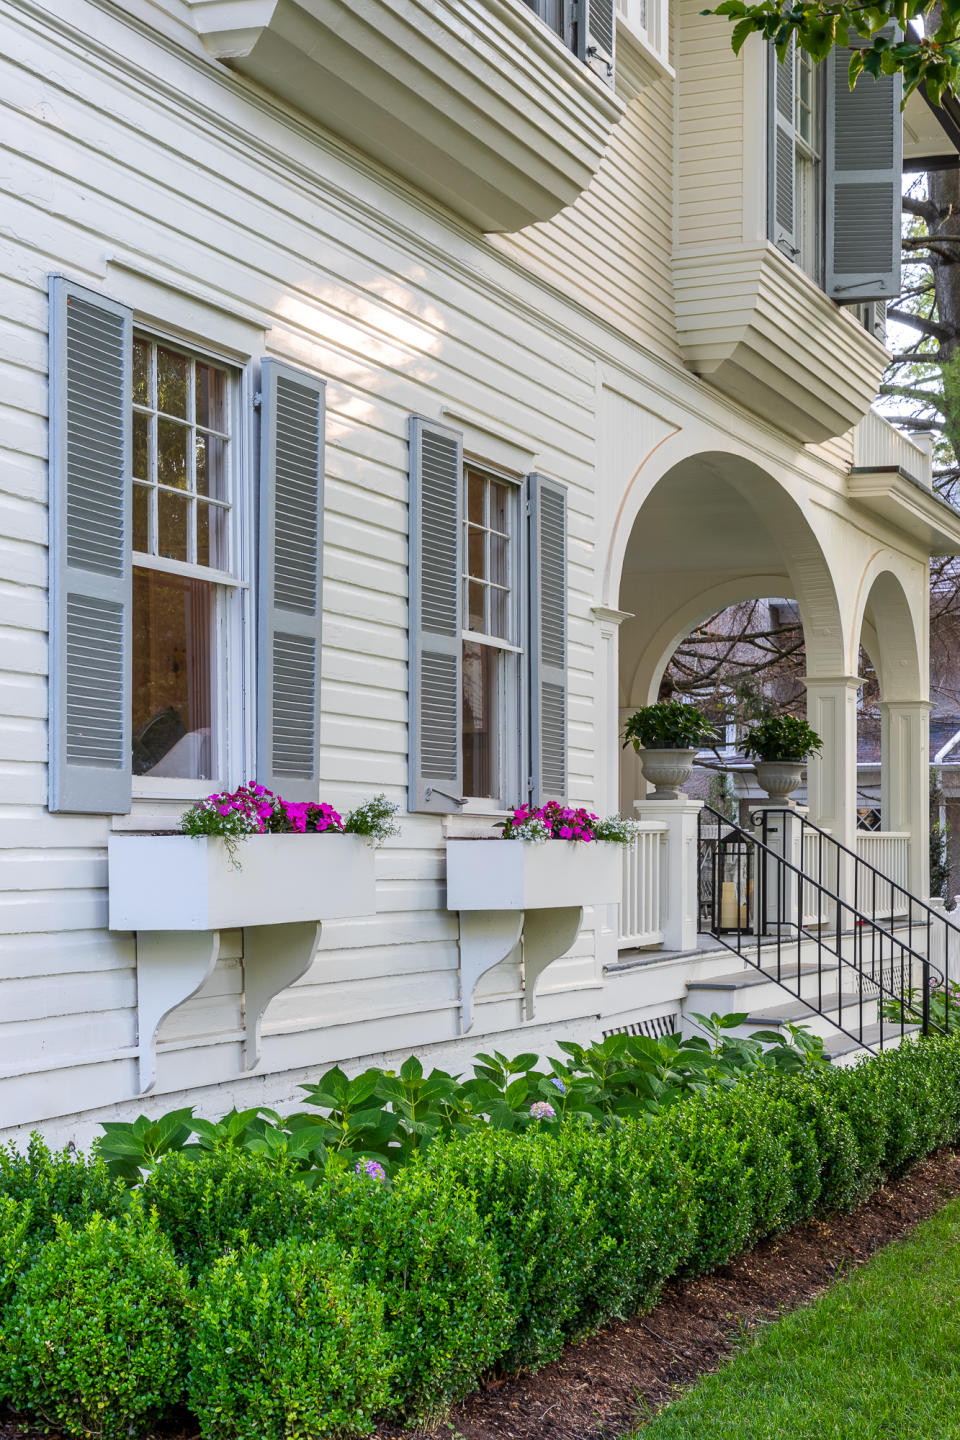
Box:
108;832;378;1092
445;838;622;1032
108;831;376;930
446;837;621;911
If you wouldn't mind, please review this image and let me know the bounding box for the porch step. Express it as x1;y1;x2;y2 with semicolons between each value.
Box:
686;960;845;1015
823;1021;921;1065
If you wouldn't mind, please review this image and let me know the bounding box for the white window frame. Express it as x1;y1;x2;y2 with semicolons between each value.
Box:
616;0;671;70
130;328;252;804
794;47;824;286
461;463;524;814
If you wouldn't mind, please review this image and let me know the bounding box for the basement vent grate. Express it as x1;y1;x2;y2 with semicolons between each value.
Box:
604;1013;680;1041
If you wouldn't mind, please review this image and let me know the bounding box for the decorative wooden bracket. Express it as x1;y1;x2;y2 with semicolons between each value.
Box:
457;906;585;1033
521;906;584;1021
243;921;324;1070
458;910;525;1034
136;930;221;1094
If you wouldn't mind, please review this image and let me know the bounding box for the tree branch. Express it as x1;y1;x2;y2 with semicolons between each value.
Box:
886;308;952;341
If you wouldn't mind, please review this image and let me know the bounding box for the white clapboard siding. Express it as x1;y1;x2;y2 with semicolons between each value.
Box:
497;70;679;357
0;0;879;1142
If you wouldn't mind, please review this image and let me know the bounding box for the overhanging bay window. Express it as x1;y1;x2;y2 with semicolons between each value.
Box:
408;418;568;815
768;38;902;304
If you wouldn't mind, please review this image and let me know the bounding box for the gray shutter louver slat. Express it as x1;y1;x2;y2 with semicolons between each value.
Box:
48;276;133;814
583;0;616;83
257;359;325;802
825;38;902;302
408;416;464;814
768;37;798;260
527;473;567;808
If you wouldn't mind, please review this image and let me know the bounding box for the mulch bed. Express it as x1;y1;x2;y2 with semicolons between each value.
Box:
4;1147;960;1440
378;1146;960;1440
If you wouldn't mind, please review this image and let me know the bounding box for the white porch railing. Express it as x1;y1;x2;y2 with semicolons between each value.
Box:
852;409;932;490
619;823;668;948
855;830;911;892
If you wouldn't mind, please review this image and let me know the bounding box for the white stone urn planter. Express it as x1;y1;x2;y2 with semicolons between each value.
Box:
446;839;622;1033
638;747;698;799
754;760;804;803
108;833;377;1091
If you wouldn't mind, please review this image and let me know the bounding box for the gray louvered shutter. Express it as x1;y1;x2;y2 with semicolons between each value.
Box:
257;359;325;801
48;277;133;814
408;416;463;814
582;0;616;83
825;41;902;302
768;38;798;260
527;473;567;807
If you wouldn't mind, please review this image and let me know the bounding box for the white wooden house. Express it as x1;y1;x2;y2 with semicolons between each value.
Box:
3;0;960;1146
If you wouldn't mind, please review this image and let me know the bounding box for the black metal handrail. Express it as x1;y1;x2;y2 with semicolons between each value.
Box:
698;804;947;1052
770;806;960;951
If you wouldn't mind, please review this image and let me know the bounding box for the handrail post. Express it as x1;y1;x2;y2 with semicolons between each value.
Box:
922;955;931;1036
753;804;804;936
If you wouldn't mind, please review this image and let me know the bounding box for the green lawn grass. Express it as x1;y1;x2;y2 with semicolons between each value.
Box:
625;1198;960;1440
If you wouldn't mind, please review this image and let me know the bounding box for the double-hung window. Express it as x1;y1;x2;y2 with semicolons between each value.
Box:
408;418;568;816
130;336;239;789
767;37;902;304
519;0;616;83
47;277;326;816
462;468;521;806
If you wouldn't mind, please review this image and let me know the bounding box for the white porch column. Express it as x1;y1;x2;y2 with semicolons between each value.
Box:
880;699;931;898
802;674;860;855
591;606;633;972
634;797;702;953
591;606;634;815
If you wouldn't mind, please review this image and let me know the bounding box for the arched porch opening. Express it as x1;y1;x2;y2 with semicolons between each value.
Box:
854;566;929;897
612;451;848;829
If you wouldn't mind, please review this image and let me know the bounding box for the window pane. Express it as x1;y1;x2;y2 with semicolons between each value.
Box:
468;470;484;525
158;489;189;562
132;338;151;406
490;530;508;589
196;361;227;431
467;526;485;581
157;418;188;490
157;346;188;418
196;433;227;500
132;412;149;482
490;481;509;535
463;640;499;800
131;569;214;779
132;483;149;553
196;500;227;570
468;580;485;633
489;584;508;641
